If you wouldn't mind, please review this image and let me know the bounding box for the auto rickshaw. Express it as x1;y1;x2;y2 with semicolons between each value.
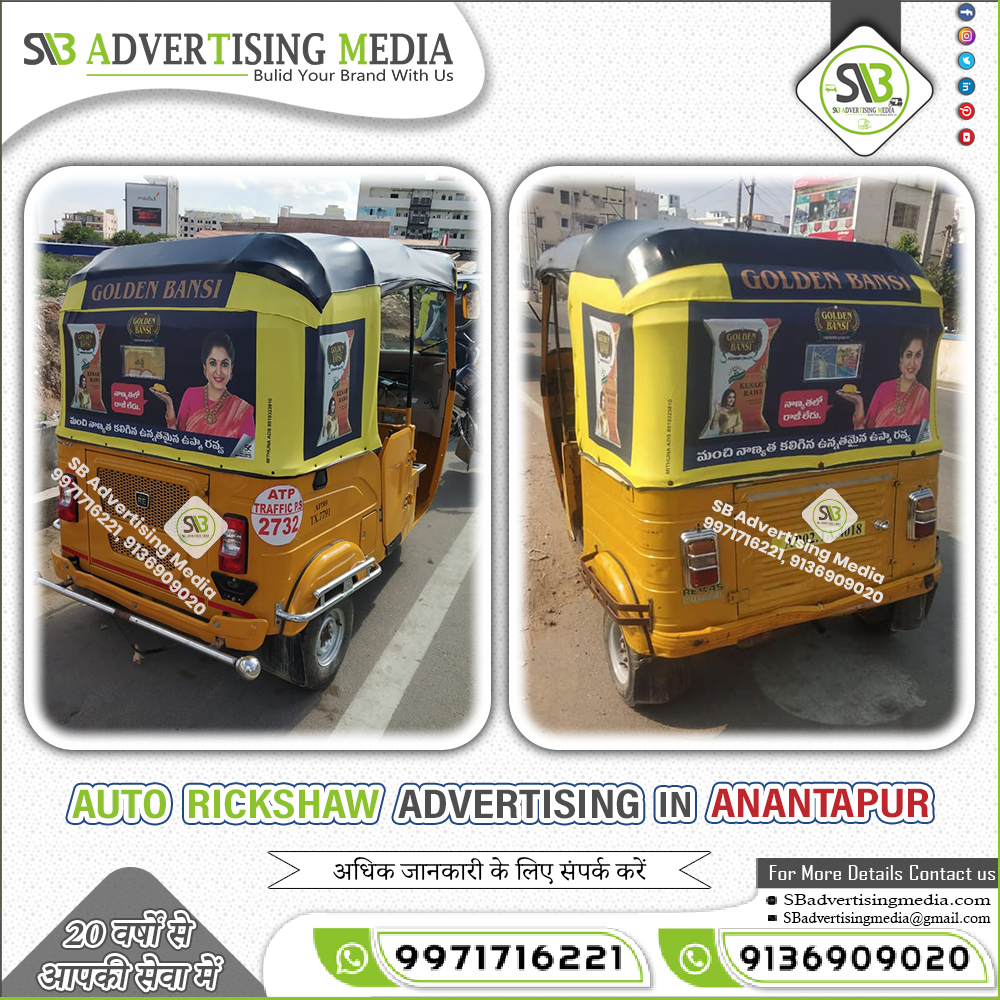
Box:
536;220;943;706
39;233;457;689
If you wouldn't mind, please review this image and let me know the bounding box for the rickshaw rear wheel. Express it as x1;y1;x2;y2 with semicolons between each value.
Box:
301;599;355;689
604;614;692;706
260;597;355;690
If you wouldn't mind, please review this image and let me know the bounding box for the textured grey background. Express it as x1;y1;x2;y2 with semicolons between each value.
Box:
2;0;996;981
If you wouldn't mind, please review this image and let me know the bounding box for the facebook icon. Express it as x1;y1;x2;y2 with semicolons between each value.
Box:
957;3;975;20
959;78;975;95
958;51;975;70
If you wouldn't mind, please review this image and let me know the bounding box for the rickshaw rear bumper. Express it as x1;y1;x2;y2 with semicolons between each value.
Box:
48;550;270;653
642;561;942;659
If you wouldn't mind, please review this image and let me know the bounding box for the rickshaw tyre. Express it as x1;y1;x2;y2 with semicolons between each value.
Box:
300;597;355;690
604;615;693;706
854;605;892;629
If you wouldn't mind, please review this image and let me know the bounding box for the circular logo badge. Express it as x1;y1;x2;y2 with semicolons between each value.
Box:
957;26;975;44
679;943;712;976
958;102;975;119
958;77;975;95
958;51;974;69
175;507;218;549
958;128;975;145
250;485;304;546
957;3;975;20
819;44;909;135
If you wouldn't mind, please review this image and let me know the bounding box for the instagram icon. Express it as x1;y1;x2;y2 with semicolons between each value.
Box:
957;26;975;44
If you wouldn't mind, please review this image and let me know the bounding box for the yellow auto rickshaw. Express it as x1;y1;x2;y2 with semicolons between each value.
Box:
40;233;457;688
536;220;943;705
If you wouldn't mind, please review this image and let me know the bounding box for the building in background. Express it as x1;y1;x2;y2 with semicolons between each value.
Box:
124;175;179;236
521;178;666;279
658;193;688;219
279;204;346;221
688;209;786;233
61;209;117;240
356;176;483;245
178;210;240;238
789;174;957;262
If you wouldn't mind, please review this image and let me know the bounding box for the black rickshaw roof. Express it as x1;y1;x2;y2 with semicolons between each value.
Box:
67;232;456;310
535;219;925;293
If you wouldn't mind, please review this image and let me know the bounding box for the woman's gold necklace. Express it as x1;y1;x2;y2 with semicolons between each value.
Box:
894;376;914;416
203;384;230;425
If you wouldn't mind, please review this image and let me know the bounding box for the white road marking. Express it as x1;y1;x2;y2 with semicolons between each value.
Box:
331;516;478;735
936;383;963;393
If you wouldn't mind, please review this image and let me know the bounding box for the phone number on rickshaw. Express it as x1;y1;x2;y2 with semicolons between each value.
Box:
53;470;209;616
702;515;884;604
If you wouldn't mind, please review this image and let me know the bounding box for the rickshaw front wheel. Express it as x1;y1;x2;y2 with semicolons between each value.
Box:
604;614;692;707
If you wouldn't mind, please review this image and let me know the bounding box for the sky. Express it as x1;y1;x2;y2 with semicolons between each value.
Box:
34;166;392;234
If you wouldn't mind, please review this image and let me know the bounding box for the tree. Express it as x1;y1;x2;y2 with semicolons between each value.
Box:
893;231;921;260
109;229;145;245
60;221;100;243
922;258;957;325
893;231;957;325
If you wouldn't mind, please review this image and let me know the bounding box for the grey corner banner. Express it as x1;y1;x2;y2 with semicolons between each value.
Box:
758;858;999;889
830;0;901;49
0;867;265;997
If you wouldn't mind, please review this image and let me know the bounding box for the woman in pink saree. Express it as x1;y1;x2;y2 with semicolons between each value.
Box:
151;331;255;439
838;332;930;429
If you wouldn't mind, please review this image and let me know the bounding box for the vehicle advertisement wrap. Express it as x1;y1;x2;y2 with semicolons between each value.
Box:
683;300;942;474
581;304;634;464
61;308;258;461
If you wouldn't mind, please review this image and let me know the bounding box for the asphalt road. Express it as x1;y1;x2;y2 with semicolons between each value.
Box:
516;300;965;737
34;446;480;736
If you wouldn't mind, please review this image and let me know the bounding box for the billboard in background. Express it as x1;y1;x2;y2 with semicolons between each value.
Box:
125;182;169;235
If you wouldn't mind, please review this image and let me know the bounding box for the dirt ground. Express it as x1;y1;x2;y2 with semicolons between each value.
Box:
37;296;63;419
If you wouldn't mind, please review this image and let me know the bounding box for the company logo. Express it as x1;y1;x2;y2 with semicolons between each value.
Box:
957;26;975;44
802;488;858;543
22;33;76;65
958;102;975;119
957;3;975;20
134;491;150;510
73;329;97;352
127;312;160;341
719;328;763;358
815;306;860;334
326;341;347;367
796;26;932;155
958;77;975;95
163;497;228;558
958;128;975;146
958;51;974;69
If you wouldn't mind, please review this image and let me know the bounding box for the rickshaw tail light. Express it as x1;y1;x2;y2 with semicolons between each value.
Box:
57;483;78;522
219;515;248;574
681;529;720;589
907;488;937;540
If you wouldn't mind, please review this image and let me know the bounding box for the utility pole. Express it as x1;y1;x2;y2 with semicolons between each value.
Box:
920;180;941;264
735;177;742;232
743;177;756;230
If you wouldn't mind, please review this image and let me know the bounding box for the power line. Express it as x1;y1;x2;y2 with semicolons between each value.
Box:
684;178;738;207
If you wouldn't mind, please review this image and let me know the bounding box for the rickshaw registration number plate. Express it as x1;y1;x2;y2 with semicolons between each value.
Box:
774;520;866;550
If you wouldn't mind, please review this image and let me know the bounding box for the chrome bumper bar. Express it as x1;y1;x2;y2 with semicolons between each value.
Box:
274;556;382;624
35;576;262;680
